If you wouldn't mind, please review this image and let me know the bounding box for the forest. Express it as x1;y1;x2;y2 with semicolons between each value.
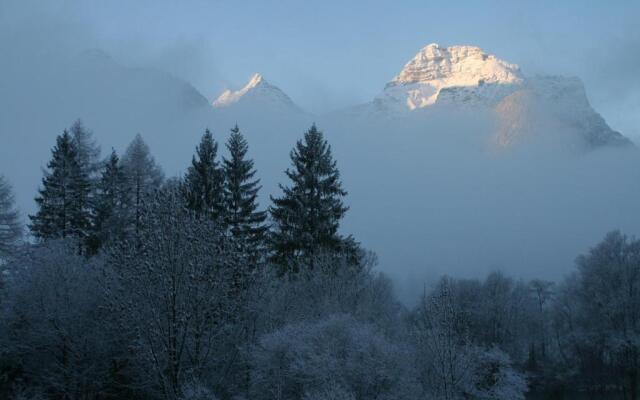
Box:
0;120;638;400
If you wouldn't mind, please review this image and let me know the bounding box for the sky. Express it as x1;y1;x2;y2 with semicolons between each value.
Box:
2;0;640;300
2;0;638;138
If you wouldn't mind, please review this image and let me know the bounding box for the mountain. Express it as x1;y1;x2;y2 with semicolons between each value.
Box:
0;48;215;215
493;75;630;148
346;43;629;150
212;73;303;113
381;44;523;111
71;49;211;114
2;43;640;299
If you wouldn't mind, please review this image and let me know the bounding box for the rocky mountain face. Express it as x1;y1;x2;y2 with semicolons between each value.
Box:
207;44;629;151
381;44;523;110
494;75;630;148
351;43;630;150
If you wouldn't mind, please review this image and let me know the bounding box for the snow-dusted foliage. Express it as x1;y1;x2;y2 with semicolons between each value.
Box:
414;278;479;399
413;277;528;400
0;240;118;399
1;119;637;399
552;230;640;397
469;348;528;400
302;383;355;400
179;381;219;400
0;175;22;257
104;186;238;399
249;314;417;400
253;251;399;332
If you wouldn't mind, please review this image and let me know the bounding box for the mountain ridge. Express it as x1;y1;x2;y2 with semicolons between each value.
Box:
201;43;629;150
335;43;630;150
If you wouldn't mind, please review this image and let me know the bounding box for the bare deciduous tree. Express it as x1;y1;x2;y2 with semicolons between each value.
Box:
105;187;237;399
0;175;22;257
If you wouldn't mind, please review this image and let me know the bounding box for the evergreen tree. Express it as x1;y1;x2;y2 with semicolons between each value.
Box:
70;119;102;247
0;175;22;257
223;125;267;245
121;134;164;236
183;129;225;221
269;124;351;271
29;131;91;242
89;149;130;252
70;119;102;182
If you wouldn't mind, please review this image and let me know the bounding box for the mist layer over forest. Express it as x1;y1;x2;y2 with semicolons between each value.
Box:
3;1;640;300
1;120;639;400
2;44;640;302
2;2;640;399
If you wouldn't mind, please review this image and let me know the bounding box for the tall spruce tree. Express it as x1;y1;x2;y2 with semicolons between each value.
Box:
90;149;130;252
0;175;22;257
29;131;92;242
183;129;225;221
121;134;164;236
269;124;350;271
223;125;267;246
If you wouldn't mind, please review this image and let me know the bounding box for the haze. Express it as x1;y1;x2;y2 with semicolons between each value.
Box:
1;0;640;302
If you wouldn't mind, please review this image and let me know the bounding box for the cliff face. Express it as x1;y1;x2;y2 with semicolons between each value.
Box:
355;43;630;150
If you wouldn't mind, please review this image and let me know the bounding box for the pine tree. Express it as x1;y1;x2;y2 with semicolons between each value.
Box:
89;149;130;252
223;125;267;246
29;131;92;242
121;134;164;236
269;124;351;271
183;129;225;221
70;119;102;182
0;175;22;257
70;119;102;247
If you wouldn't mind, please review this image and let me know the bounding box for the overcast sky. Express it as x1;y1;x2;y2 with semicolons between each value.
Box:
1;0;638;138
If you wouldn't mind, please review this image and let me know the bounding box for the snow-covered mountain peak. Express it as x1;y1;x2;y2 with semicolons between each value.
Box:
379;44;524;110
348;43;630;150
389;43;523;88
212;73;299;111
213;73;266;107
245;73;264;89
